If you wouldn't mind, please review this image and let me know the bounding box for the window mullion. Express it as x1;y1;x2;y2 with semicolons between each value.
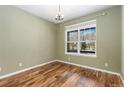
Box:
78;28;80;54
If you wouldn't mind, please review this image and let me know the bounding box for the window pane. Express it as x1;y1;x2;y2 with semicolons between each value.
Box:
80;42;95;54
80;27;96;41
67;42;78;53
67;30;78;41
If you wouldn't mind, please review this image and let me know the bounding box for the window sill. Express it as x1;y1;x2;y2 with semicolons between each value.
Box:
65;52;97;58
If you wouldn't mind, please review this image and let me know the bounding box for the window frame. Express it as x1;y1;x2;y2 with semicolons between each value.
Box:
65;20;97;58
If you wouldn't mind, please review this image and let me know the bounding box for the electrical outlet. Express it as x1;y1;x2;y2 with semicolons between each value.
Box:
0;67;2;72
105;63;108;67
18;63;23;67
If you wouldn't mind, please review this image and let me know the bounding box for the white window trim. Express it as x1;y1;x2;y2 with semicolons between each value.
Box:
65;20;97;58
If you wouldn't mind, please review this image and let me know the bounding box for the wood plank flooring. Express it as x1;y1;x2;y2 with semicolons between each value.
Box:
0;62;123;87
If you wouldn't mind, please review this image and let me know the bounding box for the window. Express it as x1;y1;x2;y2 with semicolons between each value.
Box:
65;20;96;57
67;30;78;53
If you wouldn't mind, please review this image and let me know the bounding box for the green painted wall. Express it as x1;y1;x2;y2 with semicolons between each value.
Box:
57;6;122;73
0;6;57;76
122;6;124;78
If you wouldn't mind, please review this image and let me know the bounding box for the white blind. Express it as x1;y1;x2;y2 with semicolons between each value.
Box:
65;20;96;31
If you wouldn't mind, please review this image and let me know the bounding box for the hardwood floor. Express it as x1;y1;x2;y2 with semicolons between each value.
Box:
0;62;123;87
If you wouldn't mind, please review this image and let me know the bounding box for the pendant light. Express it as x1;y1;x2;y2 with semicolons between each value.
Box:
55;5;64;21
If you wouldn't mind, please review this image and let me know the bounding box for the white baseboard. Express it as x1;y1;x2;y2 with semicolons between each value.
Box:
55;59;124;85
119;74;124;84
55;59;119;75
0;60;56;79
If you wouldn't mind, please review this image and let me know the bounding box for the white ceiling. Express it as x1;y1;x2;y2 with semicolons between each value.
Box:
16;5;114;24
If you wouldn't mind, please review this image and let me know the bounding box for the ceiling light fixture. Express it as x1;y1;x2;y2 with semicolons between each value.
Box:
55;5;64;21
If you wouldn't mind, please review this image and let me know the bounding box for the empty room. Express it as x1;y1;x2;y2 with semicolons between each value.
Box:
0;5;124;87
